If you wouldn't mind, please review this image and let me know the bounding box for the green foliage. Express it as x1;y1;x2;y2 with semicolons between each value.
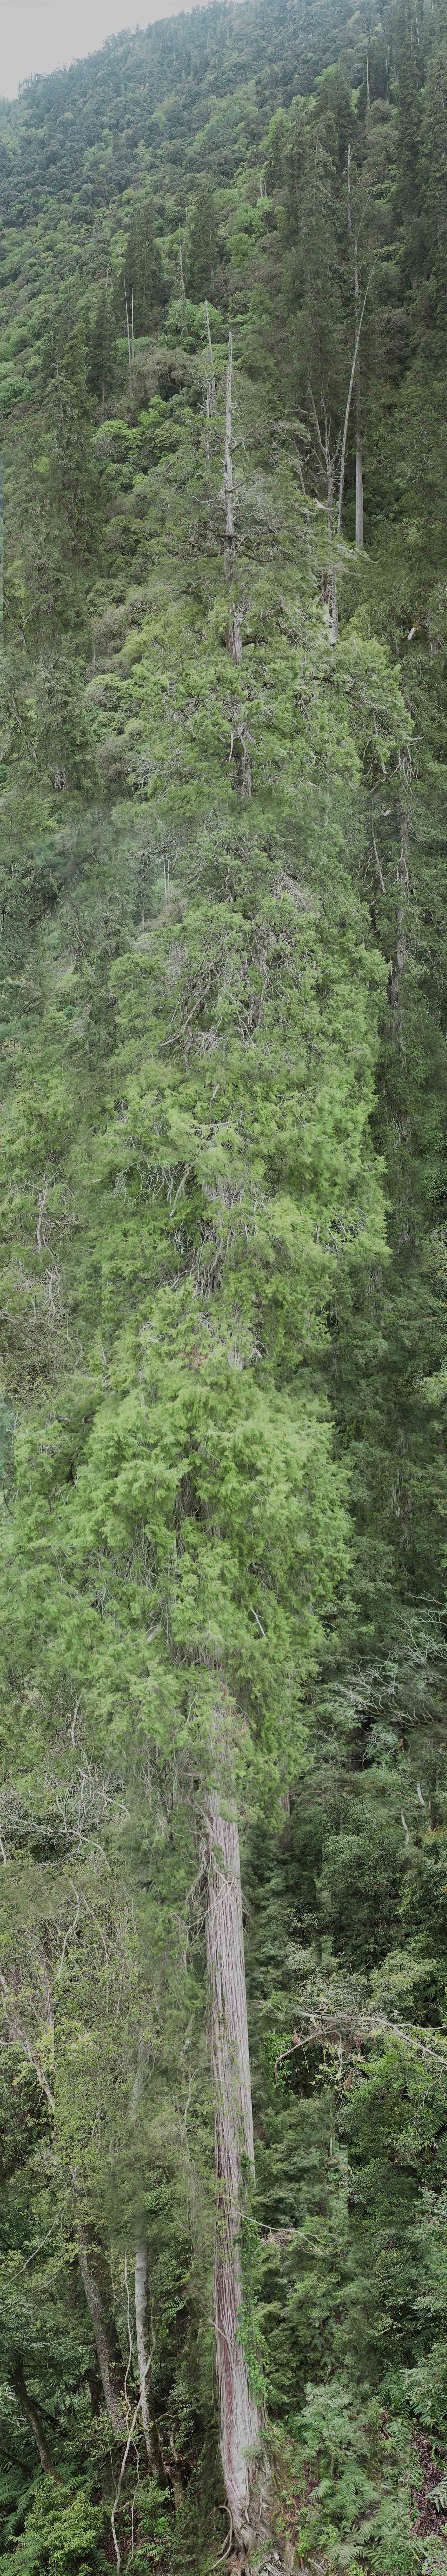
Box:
0;2;447;2572
186;185;222;300
114;199;166;340
87;283;119;412
0;2478;105;2574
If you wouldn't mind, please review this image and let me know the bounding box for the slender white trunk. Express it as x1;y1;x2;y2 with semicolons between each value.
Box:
205;1788;261;2548
355;430;364;547
338;259;377;542
135;2240;154;2464
354;243;364;549
224;335;235;581
134;2240;167;2484
348;175;365;552
206;382;212;499
124;281;132;386
309;393;338;644
205;299;217;410
327;453;338;644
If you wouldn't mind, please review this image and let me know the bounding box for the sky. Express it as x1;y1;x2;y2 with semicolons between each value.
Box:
0;1;210;102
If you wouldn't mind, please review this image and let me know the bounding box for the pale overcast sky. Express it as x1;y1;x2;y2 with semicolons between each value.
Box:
0;2;210;102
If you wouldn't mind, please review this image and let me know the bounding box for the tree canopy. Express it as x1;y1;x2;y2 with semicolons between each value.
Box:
0;1;446;2569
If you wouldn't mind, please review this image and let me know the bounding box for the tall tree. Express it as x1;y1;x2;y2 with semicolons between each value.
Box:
187;183;221;299
114;199;165;340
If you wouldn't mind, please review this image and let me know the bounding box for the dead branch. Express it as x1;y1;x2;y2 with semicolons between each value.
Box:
274;2007;447;2085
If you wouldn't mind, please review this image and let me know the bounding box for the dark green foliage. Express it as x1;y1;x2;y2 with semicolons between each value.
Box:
87;283;119;414
114;200;166;340
186;184;222;299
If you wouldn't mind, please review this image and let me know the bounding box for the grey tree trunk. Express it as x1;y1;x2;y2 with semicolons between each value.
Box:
228;605;242;665
309;393;338;644
124;281;132;386
205;1787;261;2549
206;381;212;500
134;2240;168;2485
348;149;364;551
337;260;377;543
11;2362;57;2476
355;429;364;548
76;2220;125;2441
353;236;364;549
224;335;236;581
205;300;217;410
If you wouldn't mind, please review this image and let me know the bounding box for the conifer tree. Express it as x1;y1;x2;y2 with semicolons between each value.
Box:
1;5;447;2568
114;199;165;341
87;278;119;415
187;183;221;299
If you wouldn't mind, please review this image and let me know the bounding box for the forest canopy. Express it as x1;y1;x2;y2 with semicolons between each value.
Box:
0;2;446;2572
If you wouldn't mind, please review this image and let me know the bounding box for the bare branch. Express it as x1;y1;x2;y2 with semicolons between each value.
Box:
274;2008;447;2085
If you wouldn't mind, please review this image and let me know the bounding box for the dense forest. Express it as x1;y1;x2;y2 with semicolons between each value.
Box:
0;2;446;2569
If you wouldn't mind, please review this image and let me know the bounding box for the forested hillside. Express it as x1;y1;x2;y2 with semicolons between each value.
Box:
0;3;446;2569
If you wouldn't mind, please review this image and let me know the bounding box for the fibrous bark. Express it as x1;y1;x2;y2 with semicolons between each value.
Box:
205;1783;261;2548
228;605;242;664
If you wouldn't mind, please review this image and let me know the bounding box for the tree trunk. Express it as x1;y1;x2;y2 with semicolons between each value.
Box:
228;606;242;665
348;150;365;554
206;381;212;500
134;2240;168;2485
205;1785;261;2550
353;232;364;550
76;2218;126;2441
309;394;338;645
387;750;411;1044
11;2362;57;2476
224;335;236;582
205;299;217;410
355;427;364;548
124;281;132;386
337;259;377;544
